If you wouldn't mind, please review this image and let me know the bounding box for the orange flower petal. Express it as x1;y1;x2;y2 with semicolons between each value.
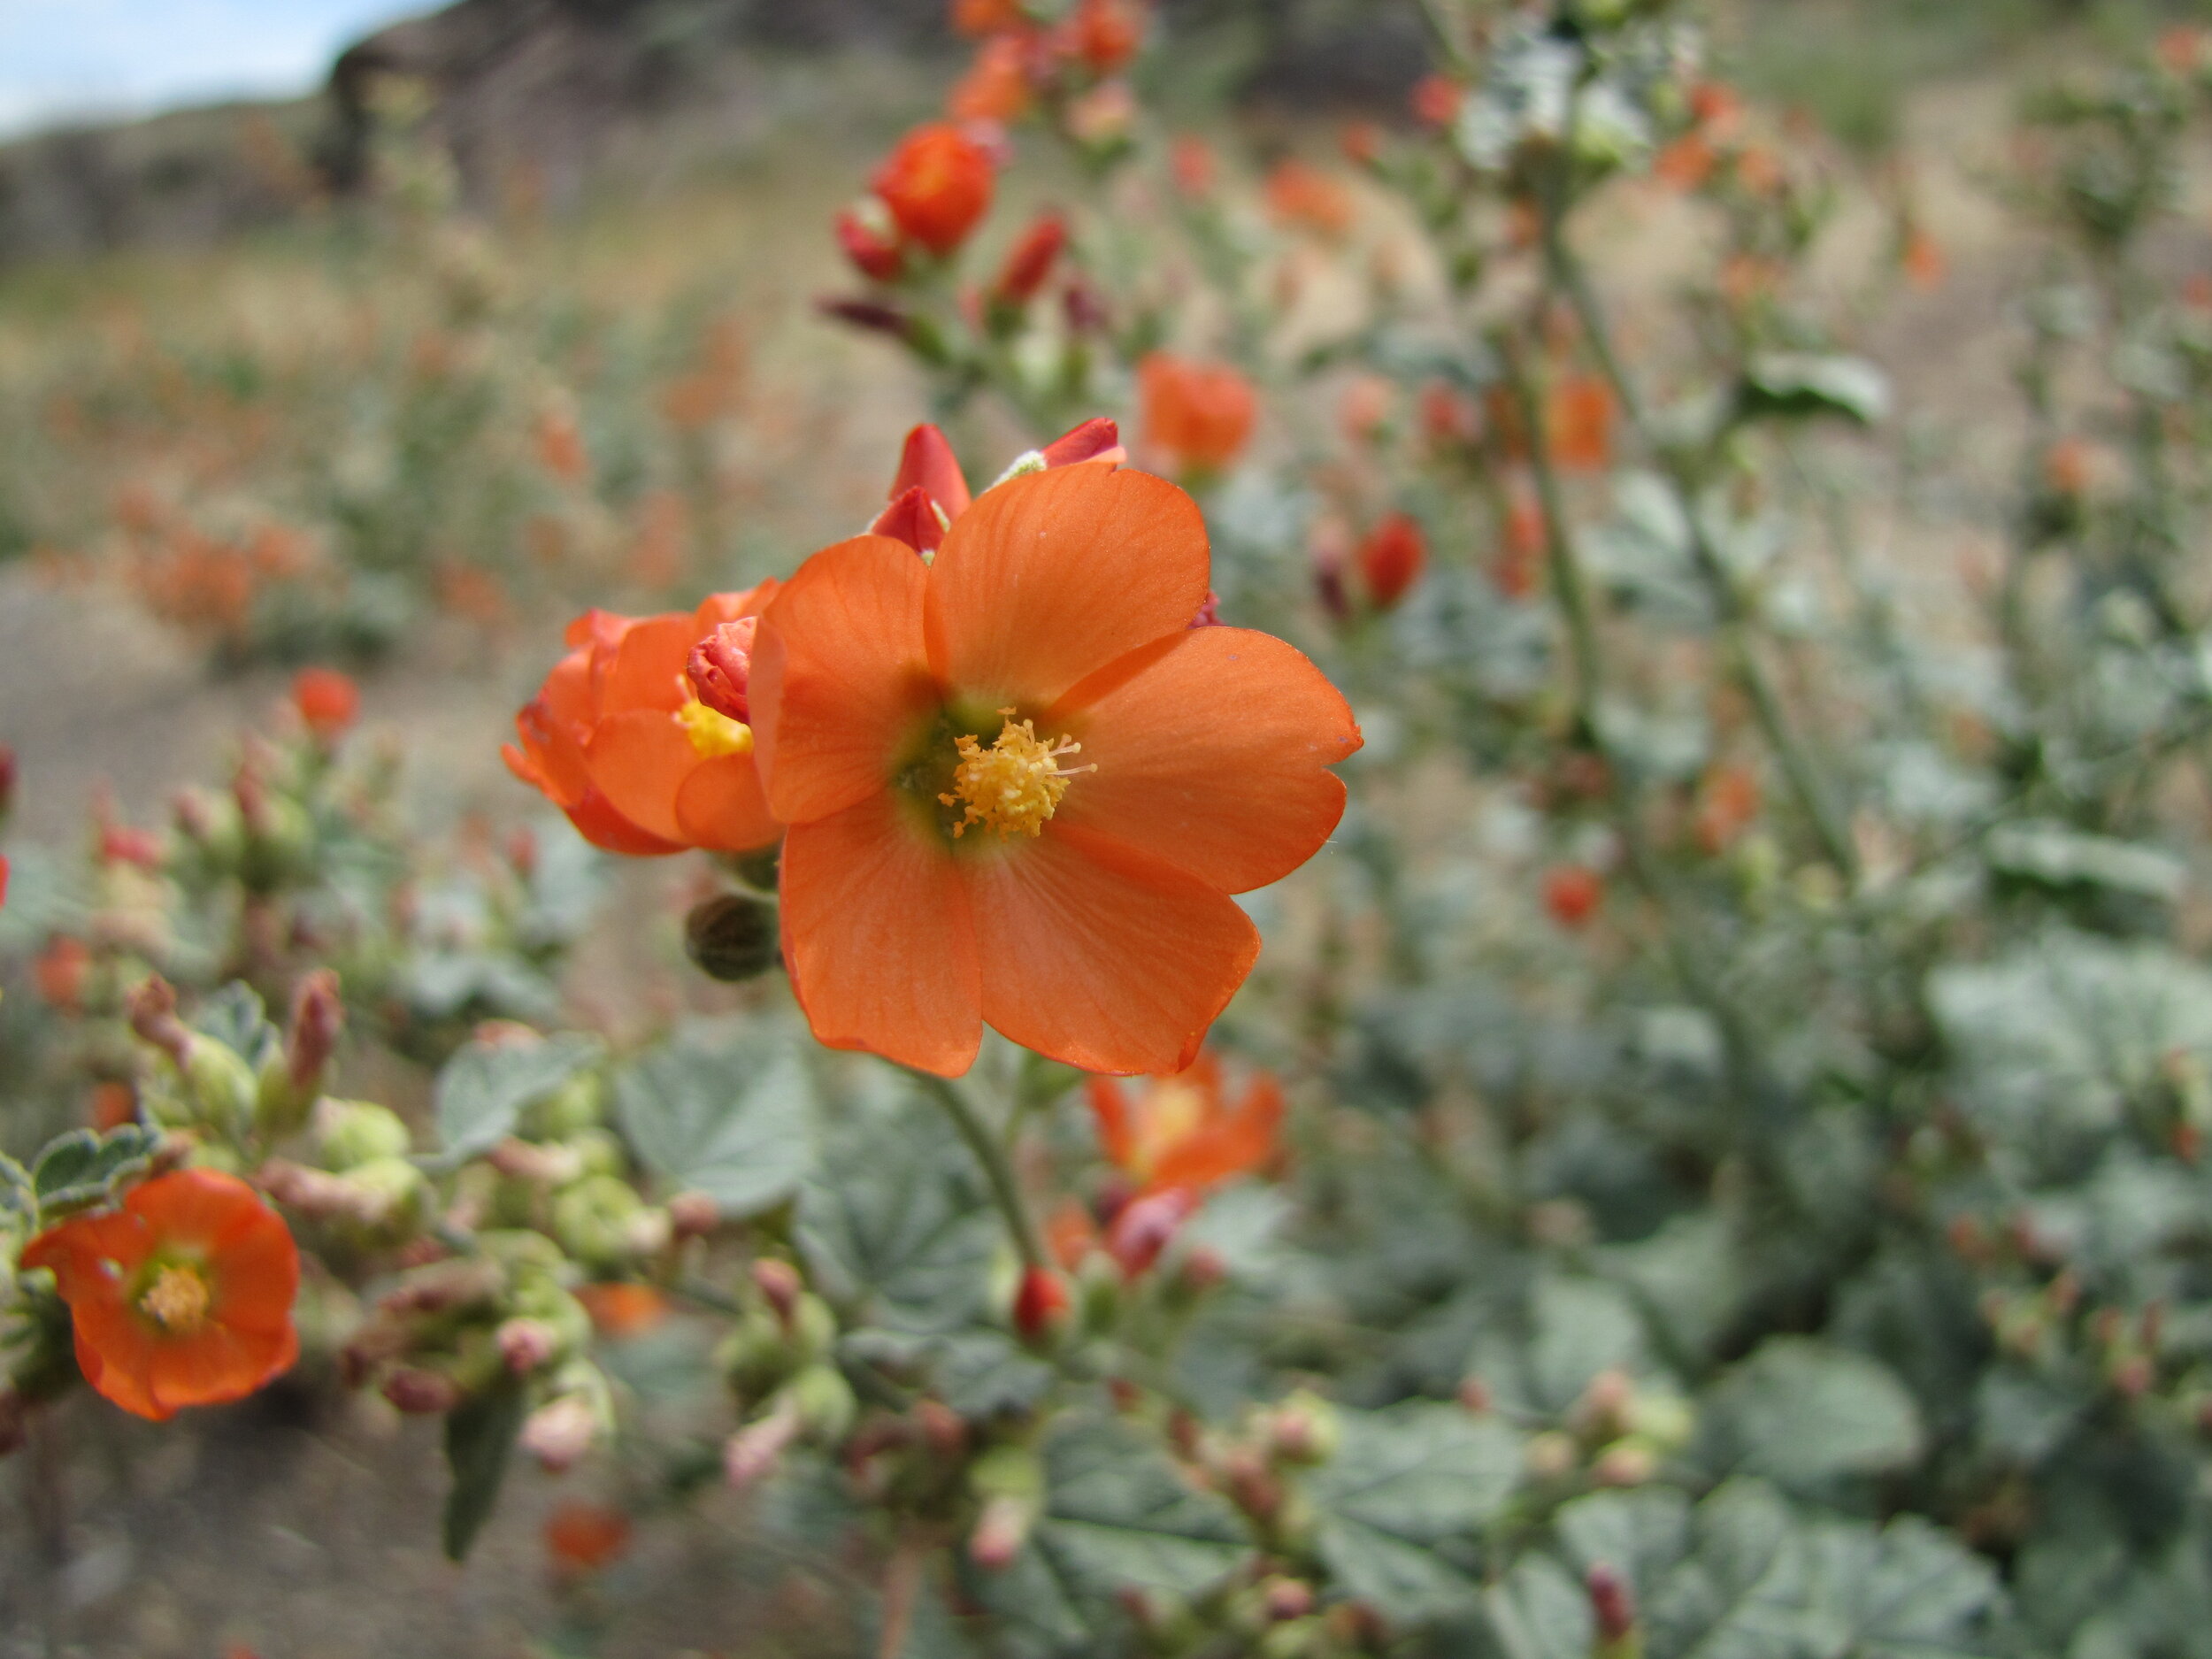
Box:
599;613;703;713
1053;626;1360;894
967;824;1258;1074
1148;1071;1283;1191
753;535;937;826
780;793;982;1075
1087;1075;1135;1166
73;1318;167;1419
150;1320;296;1414
926;466;1210;708
586;709;706;846
675;753;780;853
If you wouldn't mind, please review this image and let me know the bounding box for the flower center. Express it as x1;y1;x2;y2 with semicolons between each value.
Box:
675;696;753;758
1130;1081;1208;1178
139;1263;211;1333
940;710;1094;840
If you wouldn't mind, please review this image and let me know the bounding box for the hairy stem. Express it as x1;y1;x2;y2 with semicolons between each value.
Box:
910;1070;1048;1272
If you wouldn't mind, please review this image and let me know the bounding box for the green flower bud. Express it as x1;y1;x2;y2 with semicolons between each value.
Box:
789;1294;839;1364
715;1311;795;1400
345;1156;429;1241
789;1363;856;1441
183;1039;259;1135
316;1100;412;1171
523;1072;605;1140
553;1175;648;1271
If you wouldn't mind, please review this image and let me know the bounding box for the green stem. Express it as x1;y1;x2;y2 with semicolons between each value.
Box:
1541;208;1863;884
910;1070;1048;1272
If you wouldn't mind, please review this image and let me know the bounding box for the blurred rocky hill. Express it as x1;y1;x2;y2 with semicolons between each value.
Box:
0;0;1424;265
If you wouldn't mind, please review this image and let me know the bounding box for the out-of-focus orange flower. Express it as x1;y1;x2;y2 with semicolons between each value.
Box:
992;211;1067;307
1060;0;1144;73
292;667;360;741
2043;436;2093;497
1170;134;1217;197
436;563;509;626
536;410;589;483
1046;1199;1101;1269
89;1081;137;1132
1719;253;1782;308
950;35;1036;124
1498;481;1547;600
1064;81;1137;146
545;1502;633;1575
1356;513;1427;610
1339;374;1392;443
628;492;688;590
836;200;907;283
1548;375;1616;472
1654;134;1715;191
23;1169;299;1422
873;124;997;257
1139;354;1256;473
1902;227;1946;291
1420;380;1480;449
1412;73;1463;129
954;0;1029;36
504;588;783;858
1694;763;1762;856
750;463;1360;1076
2159;26;2204;75
1088;1052;1283;1194
1689;81;1743;134
1340;121;1385;167
1543;864;1603;929
575;1282;670;1340
1264;158;1355;237
35;934;92;1011
1735;146;1784;196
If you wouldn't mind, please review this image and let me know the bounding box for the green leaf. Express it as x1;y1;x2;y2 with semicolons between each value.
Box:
1738;353;1891;426
431;1031;603;1165
1705;1339;1924;1489
614;1028;813;1217
1486;1555;1594;1659
1653;1479;1819;1659
1799;1515;2004;1658
1311;1402;1525;1623
0;1154;34;1223
797;1099;996;1333
31;1125;161;1218
442;1379;527;1562
1554;1487;1694;1601
1985;819;2185;902
1527;1272;1652;1412
190;982;280;1069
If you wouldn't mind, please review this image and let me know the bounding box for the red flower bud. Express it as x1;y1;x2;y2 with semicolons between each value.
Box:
889;424;973;520
0;743;16;824
127;976;195;1070
818;297;917;342
1586;1563;1638;1644
835;201;906;282
752;1257;803;1327
1356;512;1427;610
383;1368;465;1416
1040;416;1125;470
1543;865;1604;929
992;211;1067;307
687;617;758;722
872;485;952;554
1012;1263;1071;1341
872;123;996;257
1412;73;1463;129
498;1317;562;1375
286;968;344;1093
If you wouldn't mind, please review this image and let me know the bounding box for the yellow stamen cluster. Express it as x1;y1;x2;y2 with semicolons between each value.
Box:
941;710;1094;840
140;1263;211;1333
676;698;753;758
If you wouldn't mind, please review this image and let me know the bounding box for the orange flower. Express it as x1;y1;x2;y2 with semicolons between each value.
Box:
1694;763;1762;856
1543;864;1603;929
291;666;360;740
35;934;92;1010
1356;513;1426;610
1654;133;1715;191
1264;158;1356;237
1548;375;1616;472
750;464;1360;1075
836;199;907;282
954;0;1030;36
1902;227;1946;291
1087;1052;1283;1194
1411;73;1463;129
88;1081;138;1132
950;35;1036;124
23;1169;300;1422
1060;0;1144;73
575;1282;670;1340
545;1501;632;1574
1170;134;1217;197
1139;354;1256;473
504;588;782;857
872;124;997;257
1340;121;1384;167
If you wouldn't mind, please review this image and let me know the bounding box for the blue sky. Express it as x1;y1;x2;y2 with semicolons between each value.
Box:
0;0;422;137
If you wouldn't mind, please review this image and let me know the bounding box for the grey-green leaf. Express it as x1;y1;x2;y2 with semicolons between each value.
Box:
615;1031;813;1217
431;1031;603;1165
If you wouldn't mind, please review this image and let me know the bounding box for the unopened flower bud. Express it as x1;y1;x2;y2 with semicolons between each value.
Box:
791;1363;857;1440
916;1398;968;1459
1594;1440;1657;1487
684;893;781;983
1265;1391;1339;1465
382;1368;465;1416
668;1191;720;1240
991;211;1067;310
752;1259;804;1326
970;1492;1038;1570
499;1317;563;1376
1587;1563;1639;1645
521;1394;599;1471
1262;1578;1316;1623
127;977;194;1070
314;1099;411;1171
1012;1264;1071;1343
286;970;344;1093
1526;1430;1578;1479
687;617;757;723
1458;1376;1494;1414
726;1394;804;1489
